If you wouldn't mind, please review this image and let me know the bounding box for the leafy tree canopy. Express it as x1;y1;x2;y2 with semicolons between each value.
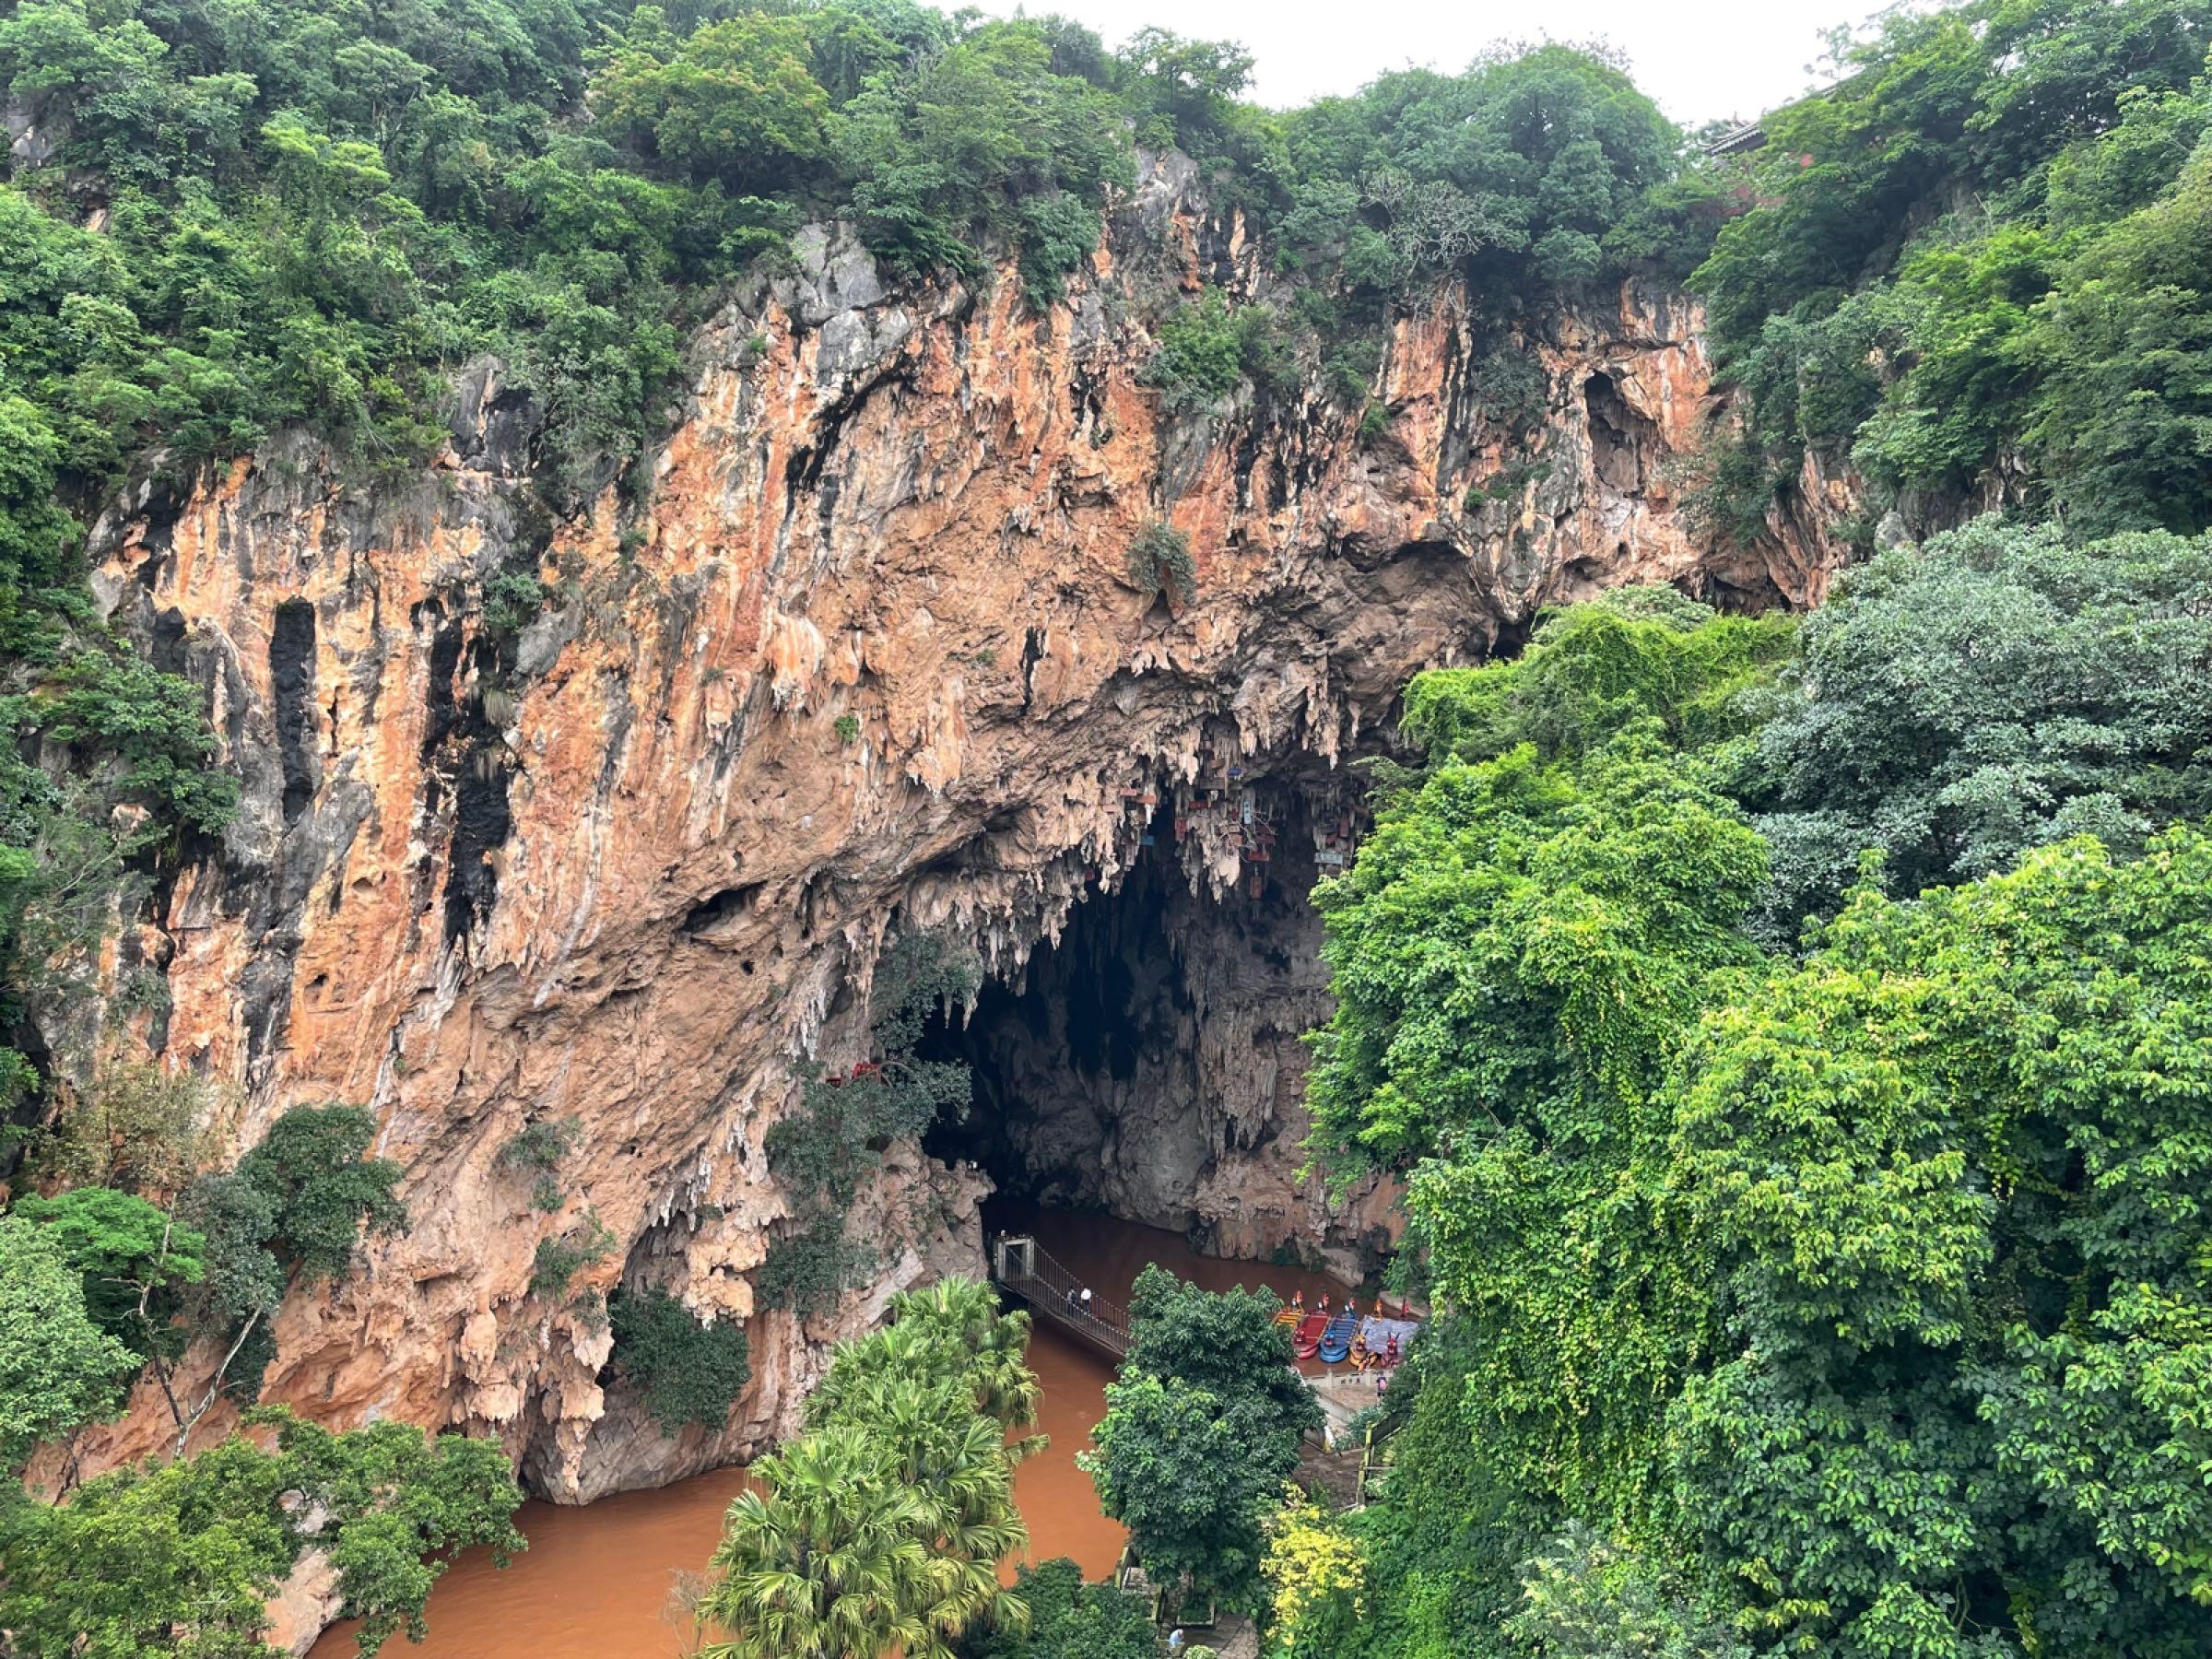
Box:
0;1213;139;1469
13;1183;206;1359
0;1406;524;1657
1741;518;2212;935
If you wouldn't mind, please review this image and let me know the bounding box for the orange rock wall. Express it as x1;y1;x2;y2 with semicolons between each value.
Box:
60;162;1845;1500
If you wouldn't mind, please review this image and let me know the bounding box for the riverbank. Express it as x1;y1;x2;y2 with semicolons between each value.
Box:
311;1209;1349;1657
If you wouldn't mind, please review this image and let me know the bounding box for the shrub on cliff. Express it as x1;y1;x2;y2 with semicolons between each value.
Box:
499;1115;582;1212
1143;290;1244;413
1125;521;1197;605
0;1406;524;1656
760;931;980;1317
529;1210;615;1298
607;1287;750;1438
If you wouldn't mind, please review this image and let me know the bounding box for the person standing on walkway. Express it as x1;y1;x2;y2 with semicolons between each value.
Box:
1168;1630;1185;1656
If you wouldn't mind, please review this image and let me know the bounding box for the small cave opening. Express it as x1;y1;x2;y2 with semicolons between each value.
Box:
919;786;1354;1248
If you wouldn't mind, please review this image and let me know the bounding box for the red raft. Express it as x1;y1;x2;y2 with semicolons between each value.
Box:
1290;1312;1327;1359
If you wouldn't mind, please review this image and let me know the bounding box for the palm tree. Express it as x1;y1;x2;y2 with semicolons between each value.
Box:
811;1371;1032;1652
710;1278;1044;1657
885;1277;1043;1436
699;1426;933;1659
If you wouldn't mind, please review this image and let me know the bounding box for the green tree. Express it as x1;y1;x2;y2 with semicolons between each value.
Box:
230;1102;406;1284
132;1103;410;1451
1654;828;2212;1652
1501;1523;1747;1658
13;1184;207;1359
1124;1264;1319;1446
1741;518;2212;935
590;10;832;190
1688;0;2212;535
705;1278;1040;1656
1085;1372;1286;1606
1084;1267;1319;1607
0;1406;524;1656
700;1424;936;1659
811;1372;1028;1639
0;1214;138;1470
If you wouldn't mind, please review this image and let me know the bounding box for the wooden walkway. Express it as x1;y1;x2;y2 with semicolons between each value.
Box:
990;1234;1131;1360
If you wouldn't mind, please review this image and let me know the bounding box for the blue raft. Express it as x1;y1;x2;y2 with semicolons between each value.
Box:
1316;1311;1357;1364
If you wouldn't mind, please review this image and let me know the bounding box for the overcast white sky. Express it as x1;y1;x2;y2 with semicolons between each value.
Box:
986;0;1855;127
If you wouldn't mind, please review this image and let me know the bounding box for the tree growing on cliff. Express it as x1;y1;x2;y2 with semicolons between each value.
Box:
608;1287;751;1438
0;1406;524;1657
135;1103;409;1453
0;1214;138;1473
12;1184;206;1359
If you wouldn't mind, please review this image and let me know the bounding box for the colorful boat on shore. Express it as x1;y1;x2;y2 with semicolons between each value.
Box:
1317;1311;1357;1363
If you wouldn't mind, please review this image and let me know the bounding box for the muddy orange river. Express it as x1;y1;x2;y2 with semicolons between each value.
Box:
311;1206;1351;1658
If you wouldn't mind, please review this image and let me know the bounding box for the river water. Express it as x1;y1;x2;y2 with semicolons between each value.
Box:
310;1206;1349;1658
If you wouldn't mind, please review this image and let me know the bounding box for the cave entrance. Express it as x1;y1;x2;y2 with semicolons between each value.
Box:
919;790;1350;1246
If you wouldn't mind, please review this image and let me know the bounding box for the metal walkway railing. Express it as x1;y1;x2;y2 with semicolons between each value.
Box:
990;1234;1131;1359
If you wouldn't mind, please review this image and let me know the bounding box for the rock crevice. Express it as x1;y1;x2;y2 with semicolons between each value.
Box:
54;159;1845;1501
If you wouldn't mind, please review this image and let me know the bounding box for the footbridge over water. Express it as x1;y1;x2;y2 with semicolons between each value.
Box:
990;1234;1132;1360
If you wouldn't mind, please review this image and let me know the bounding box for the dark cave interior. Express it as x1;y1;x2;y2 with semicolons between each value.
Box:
918;786;1349;1233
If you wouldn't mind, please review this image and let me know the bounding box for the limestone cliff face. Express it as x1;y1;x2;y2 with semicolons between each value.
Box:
54;156;1845;1501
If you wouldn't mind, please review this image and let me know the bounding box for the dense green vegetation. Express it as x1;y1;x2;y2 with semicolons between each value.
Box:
0;1088;472;1653
0;1406;524;1657
1738;520;2212;935
700;1277;1037;1658
0;1095;406;1475
1689;0;2212;540
607;1286;751;1436
959;1557;1158;1659
1300;543;2212;1656
1084;1265;1321;1609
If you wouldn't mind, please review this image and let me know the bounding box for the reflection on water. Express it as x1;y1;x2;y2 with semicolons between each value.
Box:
310;1207;1348;1658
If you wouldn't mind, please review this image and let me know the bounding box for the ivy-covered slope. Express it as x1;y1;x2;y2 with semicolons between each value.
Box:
1689;0;2212;542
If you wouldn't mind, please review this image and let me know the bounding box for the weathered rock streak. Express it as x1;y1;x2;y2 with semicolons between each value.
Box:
67;163;1842;1501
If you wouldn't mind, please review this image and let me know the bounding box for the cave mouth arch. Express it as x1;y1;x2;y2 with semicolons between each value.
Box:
918;787;1356;1251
